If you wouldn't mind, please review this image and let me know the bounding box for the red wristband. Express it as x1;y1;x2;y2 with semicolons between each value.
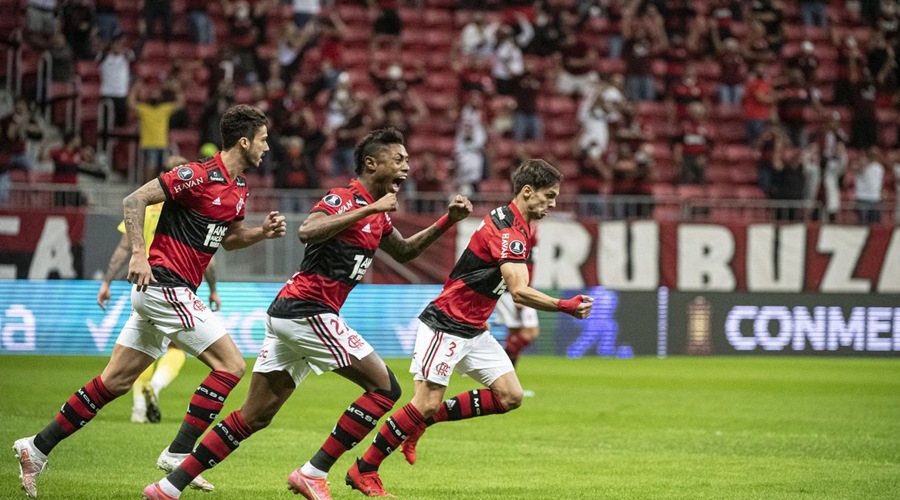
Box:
557;295;583;316
436;214;452;230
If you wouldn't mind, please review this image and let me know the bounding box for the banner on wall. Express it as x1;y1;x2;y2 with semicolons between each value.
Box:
0;211;85;280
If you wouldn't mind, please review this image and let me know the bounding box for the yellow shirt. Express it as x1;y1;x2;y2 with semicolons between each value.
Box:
117;202;163;258
135;102;176;149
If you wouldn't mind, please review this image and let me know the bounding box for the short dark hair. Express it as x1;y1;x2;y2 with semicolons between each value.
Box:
513;159;562;194
220;105;268;150
354;127;405;175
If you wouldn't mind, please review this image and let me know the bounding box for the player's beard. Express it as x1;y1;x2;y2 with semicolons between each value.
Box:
243;147;261;169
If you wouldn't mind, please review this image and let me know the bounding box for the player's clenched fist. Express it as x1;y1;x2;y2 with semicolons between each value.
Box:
127;255;156;292
263;211;287;238
371;193;399;213
557;295;594;319
447;194;473;222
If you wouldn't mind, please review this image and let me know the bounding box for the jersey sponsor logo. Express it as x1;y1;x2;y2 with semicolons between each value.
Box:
212;197;221;206
324;194;342;207
208;168;226;183
361;223;371;233
235;176;247;187
177;166;194;180
173;176;204;194
236;197;245;216
510;239;526;255
204;223;228;248
354;194;369;206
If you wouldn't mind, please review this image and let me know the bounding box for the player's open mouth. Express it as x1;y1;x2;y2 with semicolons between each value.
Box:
391;177;406;193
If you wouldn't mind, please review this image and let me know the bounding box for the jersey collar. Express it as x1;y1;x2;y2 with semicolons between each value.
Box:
213;152;234;184
349;178;376;204
507;202;531;237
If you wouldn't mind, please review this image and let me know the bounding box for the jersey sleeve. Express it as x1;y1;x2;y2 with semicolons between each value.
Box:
310;188;350;215
489;227;530;265
158;162;206;203
382;212;394;237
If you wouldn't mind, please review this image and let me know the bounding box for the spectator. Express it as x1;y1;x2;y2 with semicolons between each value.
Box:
411;149;450;213
867;30;898;93
330;89;368;177
140;0;173;42
304;13;346;101
371;90;428;141
877;0;899;41
273;135;319;191
576;138;608;216
50;132;105;207
25;0;57;50
801;141;821;204
754;116;790;193
48;32;75;83
368;0;402;54
491;20;532;96
278;92;326;180
199;92;232;148
512;64;543;142
98;34;134;130
127;81;185;180
769;147;806;221
554;30;598;99
602;0;626;59
61;0;96;60
0;98;39;204
292;0;319;29
526;4;563;56
742;20;776;67
852;146;885;223
849;63;878;149
749;0;784;56
665;65;707;124
776;66;822;146
185;0;215;45
453;121;487;196
793;40;820;85
453;54;495;95
94;0;119;43
810;113;849;222
674;102;713;185
224;0;262;84
609;140;655;218
661;33;690;94
458;11;498;57
800;0;827;27
833;34;863;105
621;8;665;101
276;21;314;86
713;37;747;105
742;63;776;145
577;89;613;161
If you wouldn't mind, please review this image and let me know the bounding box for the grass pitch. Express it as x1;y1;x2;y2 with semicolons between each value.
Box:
0;355;898;500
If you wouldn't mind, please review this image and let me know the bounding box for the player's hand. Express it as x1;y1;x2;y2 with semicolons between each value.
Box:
447;194;473;222
371;193;399;213
97;281;112;310
127;255;156;292
558;295;594;319
208;290;221;312
262;211;287;239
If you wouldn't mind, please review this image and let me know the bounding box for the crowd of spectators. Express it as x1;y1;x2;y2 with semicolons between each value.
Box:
2;0;899;224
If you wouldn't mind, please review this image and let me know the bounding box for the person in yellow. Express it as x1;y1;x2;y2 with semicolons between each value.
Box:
127;79;185;182
96;155;221;424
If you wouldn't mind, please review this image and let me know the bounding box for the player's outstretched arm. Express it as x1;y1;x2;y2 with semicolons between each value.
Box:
221;211;287;250
500;262;594;319
97;233;131;309
298;193;399;244
379;194;473;263
123;179;166;291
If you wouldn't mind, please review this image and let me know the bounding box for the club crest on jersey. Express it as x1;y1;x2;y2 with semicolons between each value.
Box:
323;194;342;207
236;197;245;215
208;168;226;183
510;240;526;255
177;167;194;180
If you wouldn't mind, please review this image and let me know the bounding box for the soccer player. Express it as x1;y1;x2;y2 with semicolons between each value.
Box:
141;127;473;500
346;159;594;497
496;227;539;368
96;155;222;425
12;105;287;499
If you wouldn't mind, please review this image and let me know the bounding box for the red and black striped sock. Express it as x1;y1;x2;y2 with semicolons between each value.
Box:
33;376;116;455
310;391;395;472
505;334;531;364
359;403;426;471
167;411;253;492
426;389;508;425
168;370;240;454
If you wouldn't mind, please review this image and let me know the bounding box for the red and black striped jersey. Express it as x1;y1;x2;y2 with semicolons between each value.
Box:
419;202;533;339
268;179;394;318
150;154;248;291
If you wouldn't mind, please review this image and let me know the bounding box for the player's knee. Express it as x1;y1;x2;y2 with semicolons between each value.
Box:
104;377;133;396
500;389;524;412
223;358;247;379
374;367;402;403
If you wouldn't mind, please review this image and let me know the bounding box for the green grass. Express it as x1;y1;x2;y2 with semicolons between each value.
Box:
1;356;898;500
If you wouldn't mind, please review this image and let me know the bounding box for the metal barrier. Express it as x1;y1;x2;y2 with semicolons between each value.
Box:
3;182;896;225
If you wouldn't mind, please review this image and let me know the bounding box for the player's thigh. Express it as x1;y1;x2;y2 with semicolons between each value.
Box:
252;316;315;388
456;332;515;388
116;308;169;359
238;371;297;430
410;323;475;387
335;349;393;393
132;286;228;358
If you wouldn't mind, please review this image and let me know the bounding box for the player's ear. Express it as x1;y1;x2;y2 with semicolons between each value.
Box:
239;136;250;150
364;155;377;172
